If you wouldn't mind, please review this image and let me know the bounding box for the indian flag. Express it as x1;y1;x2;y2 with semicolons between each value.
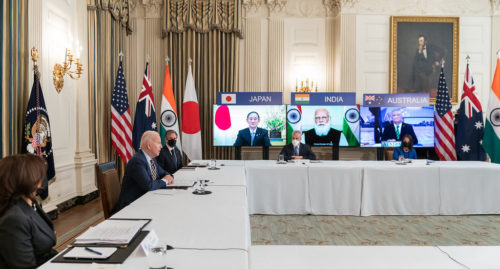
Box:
342;106;360;146
295;94;310;104
160;64;181;151
482;58;500;163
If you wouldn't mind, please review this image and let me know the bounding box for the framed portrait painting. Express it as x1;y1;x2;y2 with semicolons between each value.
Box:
390;16;459;104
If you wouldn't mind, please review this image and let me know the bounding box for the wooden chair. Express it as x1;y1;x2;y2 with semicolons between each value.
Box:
96;162;121;219
384;148;395;160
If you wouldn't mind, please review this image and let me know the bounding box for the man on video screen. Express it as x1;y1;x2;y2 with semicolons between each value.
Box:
303;108;341;146
234;111;271;146
381;109;419;145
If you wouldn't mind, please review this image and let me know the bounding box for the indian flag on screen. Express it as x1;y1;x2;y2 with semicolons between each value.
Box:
295;94;310;104
482;58;500;163
342;106;360;146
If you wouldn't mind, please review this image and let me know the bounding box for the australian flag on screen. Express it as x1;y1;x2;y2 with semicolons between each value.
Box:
132;62;157;151
455;64;486;161
22;71;55;200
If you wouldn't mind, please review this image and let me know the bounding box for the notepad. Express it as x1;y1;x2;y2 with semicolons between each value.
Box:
63;247;117;259
74;219;149;245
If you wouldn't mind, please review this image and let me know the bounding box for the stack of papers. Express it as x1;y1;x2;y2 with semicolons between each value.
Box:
63;247;117;259
74;219;149;245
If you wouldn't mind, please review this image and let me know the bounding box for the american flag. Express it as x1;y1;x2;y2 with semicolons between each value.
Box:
434;67;457;161
111;61;133;163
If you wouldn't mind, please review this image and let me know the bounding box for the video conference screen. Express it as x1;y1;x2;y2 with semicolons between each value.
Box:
286;105;360;147
213;105;287;146
359;106;435;147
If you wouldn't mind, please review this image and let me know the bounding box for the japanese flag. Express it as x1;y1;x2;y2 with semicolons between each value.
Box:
221;93;237;104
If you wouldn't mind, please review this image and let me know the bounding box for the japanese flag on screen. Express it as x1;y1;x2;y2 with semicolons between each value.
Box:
221;93;237;104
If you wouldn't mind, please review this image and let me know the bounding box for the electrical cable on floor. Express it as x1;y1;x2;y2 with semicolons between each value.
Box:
434;245;470;269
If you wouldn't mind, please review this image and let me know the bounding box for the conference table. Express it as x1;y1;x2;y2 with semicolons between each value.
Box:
41;160;500;268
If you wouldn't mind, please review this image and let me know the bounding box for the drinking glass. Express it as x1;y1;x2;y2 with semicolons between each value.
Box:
398;155;405;162
278;154;284;163
210;159;216;169
148;243;167;269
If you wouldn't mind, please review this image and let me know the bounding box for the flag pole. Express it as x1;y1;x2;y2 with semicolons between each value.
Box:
119;51;123;61
188;58;192;65
441;58;445;68
165;56;170;65
31;47;42;157
497;50;500;59
466;55;470;64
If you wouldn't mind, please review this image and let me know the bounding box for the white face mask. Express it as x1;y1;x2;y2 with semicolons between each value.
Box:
292;139;300;147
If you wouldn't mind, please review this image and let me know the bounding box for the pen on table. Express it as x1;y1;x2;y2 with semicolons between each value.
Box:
84;247;102;255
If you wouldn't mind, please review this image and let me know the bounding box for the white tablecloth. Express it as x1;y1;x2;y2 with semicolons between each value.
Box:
361;161;441;216
437;161;500;215
174;166;246;186
246;162;310;214
438;246;500;269
249;245;465;269
307;161;363;215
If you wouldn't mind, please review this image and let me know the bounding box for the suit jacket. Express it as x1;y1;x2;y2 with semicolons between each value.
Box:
279;143;317;161
304;128;342;146
0;199;57;268
118;150;171;209
381;122;419;145
156;146;183;174
233;127;271;146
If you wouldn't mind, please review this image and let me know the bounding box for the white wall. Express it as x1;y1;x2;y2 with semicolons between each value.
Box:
29;0;97;212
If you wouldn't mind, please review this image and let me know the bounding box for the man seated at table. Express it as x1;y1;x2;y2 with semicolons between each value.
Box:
233;111;271;147
156;130;183;174
118;131;174;210
279;131;316;161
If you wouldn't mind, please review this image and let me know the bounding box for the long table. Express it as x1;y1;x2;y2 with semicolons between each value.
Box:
42;160;500;268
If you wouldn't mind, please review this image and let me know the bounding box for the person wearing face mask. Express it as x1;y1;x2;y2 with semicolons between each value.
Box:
234;111;271;146
393;134;417;160
157;130;183;174
279;131;316;161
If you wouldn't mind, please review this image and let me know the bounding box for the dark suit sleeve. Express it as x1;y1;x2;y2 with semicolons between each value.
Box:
0;213;37;268
304;144;316;160
333;130;341;146
381;124;392;141
234;130;244;146
156;148;168;172
126;158;166;192
176;149;183;170
262;129;271;147
279;145;292;161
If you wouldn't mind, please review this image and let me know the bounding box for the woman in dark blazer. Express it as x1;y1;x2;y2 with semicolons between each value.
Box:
0;154;57;268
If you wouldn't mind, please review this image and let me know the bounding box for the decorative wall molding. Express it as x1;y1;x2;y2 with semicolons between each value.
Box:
323;0;357;17
285;0;325;17
342;0;490;16
142;0;162;18
243;0;264;13
492;0;500;14
267;0;287;16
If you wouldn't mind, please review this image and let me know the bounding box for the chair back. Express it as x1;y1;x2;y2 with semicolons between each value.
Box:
96;162;120;219
385;148;395;160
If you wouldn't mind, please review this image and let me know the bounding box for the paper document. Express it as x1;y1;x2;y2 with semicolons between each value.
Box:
74;219;149;245
63;247;117;259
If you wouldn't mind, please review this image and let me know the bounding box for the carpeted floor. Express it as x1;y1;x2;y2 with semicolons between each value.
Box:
250;215;500;246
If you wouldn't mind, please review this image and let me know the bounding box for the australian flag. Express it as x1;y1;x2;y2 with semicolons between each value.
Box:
22;71;55;200
132;62;157;151
455;64;486;160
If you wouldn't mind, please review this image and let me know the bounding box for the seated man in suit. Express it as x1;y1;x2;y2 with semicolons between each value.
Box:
381;109;419;145
156;130;183;174
233;111;271;146
303;108;342;146
279;131;316;161
118;131;174;209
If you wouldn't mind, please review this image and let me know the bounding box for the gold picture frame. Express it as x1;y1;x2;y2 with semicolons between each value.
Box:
390;16;459;104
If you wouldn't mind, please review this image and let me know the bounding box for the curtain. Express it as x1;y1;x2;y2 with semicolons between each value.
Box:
87;0;131;163
0;0;29;157
163;0;242;159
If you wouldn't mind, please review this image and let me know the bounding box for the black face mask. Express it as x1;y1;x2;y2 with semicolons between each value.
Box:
167;139;176;147
402;141;410;148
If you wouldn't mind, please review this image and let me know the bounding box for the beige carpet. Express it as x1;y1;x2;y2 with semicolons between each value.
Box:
250;215;500;246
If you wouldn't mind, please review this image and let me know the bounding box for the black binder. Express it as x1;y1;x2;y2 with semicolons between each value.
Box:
51;230;149;264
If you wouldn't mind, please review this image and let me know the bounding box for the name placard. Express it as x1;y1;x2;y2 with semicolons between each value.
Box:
290;92;356;106
216;92;282;105
363;93;430;107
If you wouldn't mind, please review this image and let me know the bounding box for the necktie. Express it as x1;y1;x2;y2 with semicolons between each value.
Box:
171;149;177;166
295;146;299;156
150;159;157;180
251;132;255;146
396;125;400;140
